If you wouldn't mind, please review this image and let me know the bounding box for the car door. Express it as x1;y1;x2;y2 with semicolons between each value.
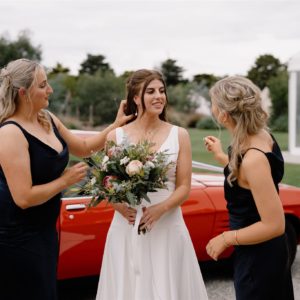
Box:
57;195;114;280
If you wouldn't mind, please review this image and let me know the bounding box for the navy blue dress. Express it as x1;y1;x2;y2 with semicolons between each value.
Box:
224;137;294;300
0;119;68;300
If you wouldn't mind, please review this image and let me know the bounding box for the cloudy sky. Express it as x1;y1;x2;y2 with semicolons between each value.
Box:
1;0;300;79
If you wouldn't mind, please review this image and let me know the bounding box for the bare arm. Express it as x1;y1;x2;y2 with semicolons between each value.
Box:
0;126;88;209
206;151;285;260
225;151;285;244
204;135;228;166
50;100;133;157
140;127;192;230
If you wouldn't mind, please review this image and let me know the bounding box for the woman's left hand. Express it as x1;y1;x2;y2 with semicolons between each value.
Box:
113;100;134;127
206;234;228;261
139;203;165;232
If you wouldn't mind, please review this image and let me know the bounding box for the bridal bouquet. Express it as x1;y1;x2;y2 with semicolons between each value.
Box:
73;139;174;208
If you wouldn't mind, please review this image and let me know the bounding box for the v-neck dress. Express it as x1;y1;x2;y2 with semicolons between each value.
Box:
96;126;208;300
224;136;294;300
0;119;69;300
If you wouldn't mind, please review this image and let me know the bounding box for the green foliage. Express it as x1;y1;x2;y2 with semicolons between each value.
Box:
193;73;220;88
247;54;284;89
196;117;219;130
48;62;70;76
48;74;77;115
159;58;185;86
75;72;124;125
79;54;113;75
167;81;205;113
270;114;288;132
268;69;288;125
0;31;42;67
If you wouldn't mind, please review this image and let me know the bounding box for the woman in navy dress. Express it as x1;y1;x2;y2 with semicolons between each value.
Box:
204;76;294;300
0;58;132;300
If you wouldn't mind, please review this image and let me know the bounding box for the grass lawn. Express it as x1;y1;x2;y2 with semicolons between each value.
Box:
189;128;300;188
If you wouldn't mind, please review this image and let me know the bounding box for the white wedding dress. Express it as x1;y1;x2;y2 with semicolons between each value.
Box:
96;126;208;300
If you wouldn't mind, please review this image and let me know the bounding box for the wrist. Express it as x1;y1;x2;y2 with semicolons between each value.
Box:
221;232;230;248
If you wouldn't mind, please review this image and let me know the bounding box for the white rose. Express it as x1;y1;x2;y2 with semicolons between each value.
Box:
126;160;143;176
102;155;109;164
90;177;97;185
145;161;155;169
120;156;130;165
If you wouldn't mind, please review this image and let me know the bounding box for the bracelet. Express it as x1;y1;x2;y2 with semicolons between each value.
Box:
234;230;240;246
222;232;230;248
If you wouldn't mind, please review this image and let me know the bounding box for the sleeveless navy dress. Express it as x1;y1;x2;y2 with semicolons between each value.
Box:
224;136;294;300
0;119;68;300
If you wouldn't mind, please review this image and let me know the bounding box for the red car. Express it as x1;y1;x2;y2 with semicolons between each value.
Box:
57;130;300;280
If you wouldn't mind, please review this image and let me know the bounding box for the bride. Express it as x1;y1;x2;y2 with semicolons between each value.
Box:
96;69;208;300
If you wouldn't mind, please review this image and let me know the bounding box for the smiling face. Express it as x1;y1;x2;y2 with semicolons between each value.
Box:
136;79;166;116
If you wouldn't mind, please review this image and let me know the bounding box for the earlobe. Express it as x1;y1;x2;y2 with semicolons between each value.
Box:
18;87;26;97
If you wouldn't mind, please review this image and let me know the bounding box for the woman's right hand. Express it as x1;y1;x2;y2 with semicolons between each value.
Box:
112;203;137;225
61;162;88;187
204;135;222;154
204;135;228;166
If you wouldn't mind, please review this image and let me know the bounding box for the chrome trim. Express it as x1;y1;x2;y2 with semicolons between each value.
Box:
65;204;86;211
192;160;223;173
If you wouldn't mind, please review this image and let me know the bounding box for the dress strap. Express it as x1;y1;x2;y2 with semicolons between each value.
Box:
0;120;28;137
115;127;124;144
243;147;266;156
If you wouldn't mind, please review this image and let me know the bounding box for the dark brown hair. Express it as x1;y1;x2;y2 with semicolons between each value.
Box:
125;69;168;122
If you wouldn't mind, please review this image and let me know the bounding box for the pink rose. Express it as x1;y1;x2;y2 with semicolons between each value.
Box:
103;175;118;189
126;160;143;176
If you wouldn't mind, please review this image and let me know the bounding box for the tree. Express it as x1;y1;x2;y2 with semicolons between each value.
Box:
159;58;185;86
48;63;70;76
193;73;220;88
79;54;113;75
0;30;42;67
268;69;288;131
247;54;284;89
75;72;124;125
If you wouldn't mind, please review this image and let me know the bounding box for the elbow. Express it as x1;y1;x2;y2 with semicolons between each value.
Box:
13;195;32;210
15;200;31;210
272;219;285;237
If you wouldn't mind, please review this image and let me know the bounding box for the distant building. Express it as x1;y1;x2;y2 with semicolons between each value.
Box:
288;52;300;155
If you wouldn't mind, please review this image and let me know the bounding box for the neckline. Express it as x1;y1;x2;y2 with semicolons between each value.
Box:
120;125;174;152
1;120;65;155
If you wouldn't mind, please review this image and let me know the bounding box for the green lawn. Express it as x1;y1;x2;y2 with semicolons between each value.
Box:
189;128;300;188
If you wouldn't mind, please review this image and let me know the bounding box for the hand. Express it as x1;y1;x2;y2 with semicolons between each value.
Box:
112;203;137;225
206;234;228;261
204;136;222;154
113;100;134;127
61;162;88;187
139;203;165;232
204;136;227;163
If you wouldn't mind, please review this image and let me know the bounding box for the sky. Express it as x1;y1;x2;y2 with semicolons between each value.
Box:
1;0;300;79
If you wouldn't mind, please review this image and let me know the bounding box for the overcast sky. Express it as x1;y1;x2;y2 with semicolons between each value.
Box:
1;0;300;79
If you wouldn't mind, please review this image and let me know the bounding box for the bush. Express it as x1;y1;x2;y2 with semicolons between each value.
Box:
196;117;219;130
270;114;288;132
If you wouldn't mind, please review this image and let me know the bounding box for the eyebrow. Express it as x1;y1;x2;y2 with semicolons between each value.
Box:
146;86;164;90
39;80;47;85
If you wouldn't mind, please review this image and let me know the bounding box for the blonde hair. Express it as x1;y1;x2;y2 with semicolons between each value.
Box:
209;76;269;185
0;58;51;131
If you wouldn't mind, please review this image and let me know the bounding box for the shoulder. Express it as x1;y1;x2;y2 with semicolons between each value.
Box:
0;124;28;155
107;128;118;142
0;122;24;139
176;126;189;139
241;149;271;179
